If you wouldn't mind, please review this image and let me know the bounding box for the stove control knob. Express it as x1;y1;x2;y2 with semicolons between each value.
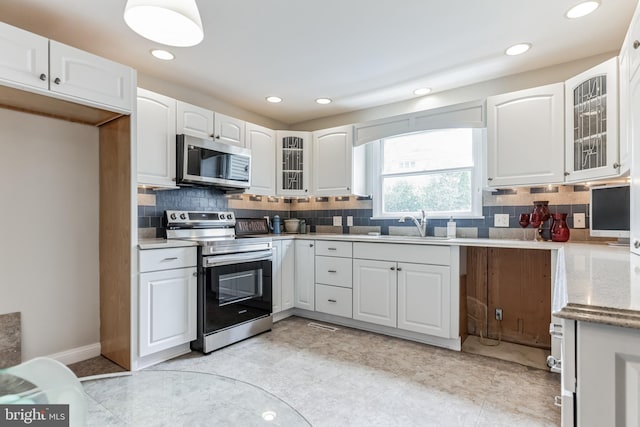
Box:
180;213;187;220
227;214;233;220
170;213;177;220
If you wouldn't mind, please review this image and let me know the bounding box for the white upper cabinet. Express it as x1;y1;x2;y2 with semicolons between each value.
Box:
246;122;276;196
0;21;133;113
0;21;48;90
486;83;565;187
49;41;133;112
176;101;214;140
137;88;178;188
313;125;355;196
565;57;620;182
626;1;640;254
619;43;631;175
276;131;312;196
214;112;245;147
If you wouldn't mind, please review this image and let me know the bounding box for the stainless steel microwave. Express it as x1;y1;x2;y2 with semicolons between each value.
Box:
176;134;251;190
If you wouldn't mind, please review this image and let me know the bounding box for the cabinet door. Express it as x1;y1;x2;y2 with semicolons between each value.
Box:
176;101;214;140
619;45;631;175
565;57;620;182
272;241;282;314
49;41;133;112
246;122;276;195
486;83;564;186
294;239;315;310
139;267;197;357
0;21;48;90
214;112;245;147
276;131;312;196
281;239;295;310
353;259;397;327
577;321;640;426
313;125;353;196
630;19;640;255
397;263;450;338
137;88;178;188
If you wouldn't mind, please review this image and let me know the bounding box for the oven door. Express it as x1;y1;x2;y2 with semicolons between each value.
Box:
202;250;272;334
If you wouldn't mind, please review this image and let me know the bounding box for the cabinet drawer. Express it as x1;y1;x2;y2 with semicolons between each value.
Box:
139;247;197;272
315;256;352;288
353;242;450;265
315;284;352;318
315;240;353;257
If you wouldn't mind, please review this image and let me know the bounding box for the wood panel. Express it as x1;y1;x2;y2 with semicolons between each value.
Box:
487;248;551;349
465;247;488;337
99;115;131;369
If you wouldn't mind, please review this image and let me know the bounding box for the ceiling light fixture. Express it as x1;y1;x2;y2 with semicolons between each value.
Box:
566;1;600;19
266;96;283;103
124;0;204;47
413;87;432;96
505;43;531;56
150;49;175;60
315;98;332;104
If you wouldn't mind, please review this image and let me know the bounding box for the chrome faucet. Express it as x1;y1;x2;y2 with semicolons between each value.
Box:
398;210;427;237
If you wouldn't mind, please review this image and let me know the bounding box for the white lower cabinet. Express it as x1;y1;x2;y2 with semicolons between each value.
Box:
397;263;451;338
294;239;315;310
273;239;295;314
138;247;197;357
353;259;397;327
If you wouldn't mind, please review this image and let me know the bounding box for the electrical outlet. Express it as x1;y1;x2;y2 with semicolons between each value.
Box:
495;308;503;321
333;216;343;226
494;214;510;228
574;213;586;229
347;216;354;226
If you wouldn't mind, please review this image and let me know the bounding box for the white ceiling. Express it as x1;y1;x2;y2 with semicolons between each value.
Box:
0;0;636;125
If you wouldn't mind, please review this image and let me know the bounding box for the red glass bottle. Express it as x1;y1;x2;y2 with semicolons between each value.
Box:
551;213;570;242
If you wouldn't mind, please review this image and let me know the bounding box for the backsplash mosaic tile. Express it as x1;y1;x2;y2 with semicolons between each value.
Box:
137;183;613;241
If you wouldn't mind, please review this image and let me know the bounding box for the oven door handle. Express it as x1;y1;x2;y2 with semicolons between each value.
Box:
204;250;273;267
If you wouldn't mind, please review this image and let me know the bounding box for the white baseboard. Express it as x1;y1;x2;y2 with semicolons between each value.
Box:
47;343;102;366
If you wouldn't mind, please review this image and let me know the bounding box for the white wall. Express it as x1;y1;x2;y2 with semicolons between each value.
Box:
0;108;100;362
289;52;617;131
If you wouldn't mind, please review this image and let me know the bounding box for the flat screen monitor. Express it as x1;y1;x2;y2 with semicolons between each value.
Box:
589;183;630;241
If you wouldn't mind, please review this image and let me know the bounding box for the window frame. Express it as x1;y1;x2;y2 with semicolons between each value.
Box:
372;128;485;219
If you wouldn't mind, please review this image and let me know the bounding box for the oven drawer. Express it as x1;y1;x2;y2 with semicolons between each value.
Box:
139;247;197;272
315;241;352;258
315;284;352;318
315;256;352;288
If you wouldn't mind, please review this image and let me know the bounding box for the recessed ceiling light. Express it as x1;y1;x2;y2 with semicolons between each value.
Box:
262;411;277;421
505;43;531;56
566;1;600;19
315;98;332;104
266;96;282;103
150;49;174;60
413;87;432;96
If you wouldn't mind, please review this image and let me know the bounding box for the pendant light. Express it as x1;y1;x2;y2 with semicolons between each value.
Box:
124;0;204;47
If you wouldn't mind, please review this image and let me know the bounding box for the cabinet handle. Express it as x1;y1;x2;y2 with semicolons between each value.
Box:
39;73;46;81
634;40;640;50
215;135;220;139
328;270;337;273
162;257;179;262
309;243;314;247
564;172;570;176
554;396;562;408
547;355;562;369
304;189;308;192
549;323;563;337
390;266;396;271
328;299;337;303
397;267;402;271
634;240;640;249
487;177;493;181
613;162;620;169
328;247;337;251
54;77;61;85
347;187;350;191
193;272;198;277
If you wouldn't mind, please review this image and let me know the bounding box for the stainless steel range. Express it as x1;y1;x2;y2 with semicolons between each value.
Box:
164;210;273;353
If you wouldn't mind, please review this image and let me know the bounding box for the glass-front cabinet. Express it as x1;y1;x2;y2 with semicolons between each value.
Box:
276;131;312;196
564;57;620;182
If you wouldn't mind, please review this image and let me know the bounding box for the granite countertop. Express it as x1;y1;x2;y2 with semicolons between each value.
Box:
138;238;199;250
554;243;640;328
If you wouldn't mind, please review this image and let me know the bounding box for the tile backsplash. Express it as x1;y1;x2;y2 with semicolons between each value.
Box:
138;184;608;241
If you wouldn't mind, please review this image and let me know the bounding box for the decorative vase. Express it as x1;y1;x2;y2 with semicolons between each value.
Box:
532;201;550;222
551;213;570;242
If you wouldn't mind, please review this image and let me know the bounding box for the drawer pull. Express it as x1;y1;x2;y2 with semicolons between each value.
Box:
328;247;337;251
397;267;402;271
162;257;179;262
328;299;337;303
554;396;562;408
390;266;395;271
328;270;337;273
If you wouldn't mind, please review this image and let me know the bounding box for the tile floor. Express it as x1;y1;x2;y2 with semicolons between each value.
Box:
85;316;561;426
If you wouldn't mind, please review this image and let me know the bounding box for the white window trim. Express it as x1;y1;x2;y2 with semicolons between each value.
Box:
372;128;486;219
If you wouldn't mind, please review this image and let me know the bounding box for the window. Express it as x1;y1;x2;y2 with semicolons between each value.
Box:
373;128;484;218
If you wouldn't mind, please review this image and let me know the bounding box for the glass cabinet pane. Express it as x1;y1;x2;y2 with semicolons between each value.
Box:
281;136;304;191
572;75;608;171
